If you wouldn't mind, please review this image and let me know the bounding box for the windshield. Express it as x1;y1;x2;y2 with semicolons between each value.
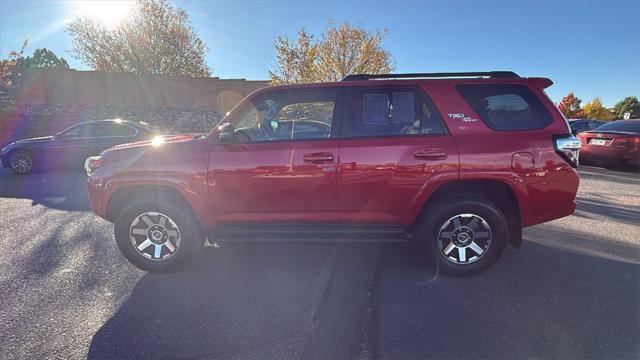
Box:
591;120;640;133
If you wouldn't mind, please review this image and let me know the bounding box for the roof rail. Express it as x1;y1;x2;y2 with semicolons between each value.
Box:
341;71;520;81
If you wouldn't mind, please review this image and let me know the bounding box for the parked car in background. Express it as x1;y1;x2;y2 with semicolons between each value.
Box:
0;119;166;174
568;119;606;135
85;71;581;276
578;119;640;168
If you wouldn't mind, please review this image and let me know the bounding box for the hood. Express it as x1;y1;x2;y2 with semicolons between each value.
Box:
107;133;204;151
15;135;55;144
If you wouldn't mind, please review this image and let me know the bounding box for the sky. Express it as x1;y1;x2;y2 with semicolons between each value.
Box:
0;0;638;107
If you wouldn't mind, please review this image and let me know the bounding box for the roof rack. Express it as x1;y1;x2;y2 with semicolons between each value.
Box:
341;71;520;81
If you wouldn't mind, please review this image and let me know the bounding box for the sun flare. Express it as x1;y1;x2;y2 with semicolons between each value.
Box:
68;0;134;28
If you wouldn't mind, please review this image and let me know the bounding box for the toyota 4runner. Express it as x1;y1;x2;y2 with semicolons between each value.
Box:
86;71;581;276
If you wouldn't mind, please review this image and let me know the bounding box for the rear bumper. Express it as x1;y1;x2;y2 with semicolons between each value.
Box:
581;146;639;166
522;164;579;227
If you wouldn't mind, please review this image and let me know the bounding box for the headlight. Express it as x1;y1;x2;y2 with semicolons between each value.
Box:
0;143;14;154
85;156;103;175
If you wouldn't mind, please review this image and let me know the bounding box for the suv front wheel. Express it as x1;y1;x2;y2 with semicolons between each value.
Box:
114;200;203;272
417;195;507;276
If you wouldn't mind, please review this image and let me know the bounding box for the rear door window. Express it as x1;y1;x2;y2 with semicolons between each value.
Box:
456;84;552;131
90;123;137;137
343;87;446;138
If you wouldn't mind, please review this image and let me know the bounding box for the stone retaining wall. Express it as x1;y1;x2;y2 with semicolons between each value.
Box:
0;101;223;145
0;69;270;145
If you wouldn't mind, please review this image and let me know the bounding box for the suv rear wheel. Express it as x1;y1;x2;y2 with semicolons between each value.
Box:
417;195;507;276
114;200;203;272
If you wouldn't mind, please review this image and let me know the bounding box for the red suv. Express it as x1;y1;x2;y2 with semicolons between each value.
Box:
86;71;581;276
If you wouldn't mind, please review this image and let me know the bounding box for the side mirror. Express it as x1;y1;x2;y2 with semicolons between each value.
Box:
217;123;237;144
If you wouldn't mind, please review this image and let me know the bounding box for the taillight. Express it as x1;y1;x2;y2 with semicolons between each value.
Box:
85;156;102;175
554;135;582;168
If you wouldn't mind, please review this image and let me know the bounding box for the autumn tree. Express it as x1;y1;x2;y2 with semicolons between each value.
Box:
16;48;70;70
270;29;318;84
0;39;28;97
611;96;640;119
582;97;613;120
557;92;586;119
270;21;394;84
66;0;210;77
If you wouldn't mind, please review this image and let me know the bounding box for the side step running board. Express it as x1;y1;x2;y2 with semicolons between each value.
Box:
207;225;414;243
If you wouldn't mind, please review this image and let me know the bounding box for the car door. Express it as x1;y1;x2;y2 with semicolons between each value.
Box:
86;122;139;157
44;123;95;169
338;85;458;224
208;88;342;223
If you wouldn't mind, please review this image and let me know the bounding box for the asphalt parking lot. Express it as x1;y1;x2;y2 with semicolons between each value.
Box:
0;166;638;359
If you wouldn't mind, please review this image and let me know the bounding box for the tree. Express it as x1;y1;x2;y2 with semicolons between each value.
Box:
0;39;28;97
582;97;613;120
611;96;640;119
557;92;586;119
66;0;210;77
15;48;70;70
270;21;394;84
270;29;318;84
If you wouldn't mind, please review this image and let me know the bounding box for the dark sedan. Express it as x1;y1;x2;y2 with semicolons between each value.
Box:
568;119;606;135
578;120;640;168
0;119;164;174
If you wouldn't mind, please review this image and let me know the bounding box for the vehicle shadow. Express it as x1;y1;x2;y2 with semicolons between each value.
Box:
88;235;639;359
578;166;640;185
0;168;90;211
87;241;382;359
575;196;640;225
372;235;639;359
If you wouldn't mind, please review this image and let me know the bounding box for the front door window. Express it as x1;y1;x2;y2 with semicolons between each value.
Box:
230;90;337;142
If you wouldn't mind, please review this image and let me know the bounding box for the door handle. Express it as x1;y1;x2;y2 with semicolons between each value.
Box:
303;152;334;163
414;149;447;161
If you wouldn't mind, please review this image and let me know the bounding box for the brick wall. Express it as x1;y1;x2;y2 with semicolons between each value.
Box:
0;69;269;145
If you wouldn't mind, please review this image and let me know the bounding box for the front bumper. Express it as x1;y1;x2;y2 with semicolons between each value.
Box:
87;176;109;220
0;150;9;167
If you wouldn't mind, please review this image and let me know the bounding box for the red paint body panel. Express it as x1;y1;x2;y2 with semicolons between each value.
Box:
421;80;578;227
87;136;214;226
579;132;640;167
207;140;340;223
338;136;458;224
87;75;580;235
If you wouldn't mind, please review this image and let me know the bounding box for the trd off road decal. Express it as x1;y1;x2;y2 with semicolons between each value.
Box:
448;113;478;122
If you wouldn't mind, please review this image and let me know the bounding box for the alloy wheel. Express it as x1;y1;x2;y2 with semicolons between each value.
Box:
129;212;181;261
437;213;492;265
10;152;33;174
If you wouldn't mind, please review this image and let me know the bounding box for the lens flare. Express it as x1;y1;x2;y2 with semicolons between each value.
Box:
68;1;134;28
151;136;165;147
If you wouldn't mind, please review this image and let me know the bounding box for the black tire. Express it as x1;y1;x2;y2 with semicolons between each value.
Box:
114;200;204;272
416;195;507;276
8;151;34;175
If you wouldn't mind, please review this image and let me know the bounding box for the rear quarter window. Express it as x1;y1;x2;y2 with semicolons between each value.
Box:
456;84;552;131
